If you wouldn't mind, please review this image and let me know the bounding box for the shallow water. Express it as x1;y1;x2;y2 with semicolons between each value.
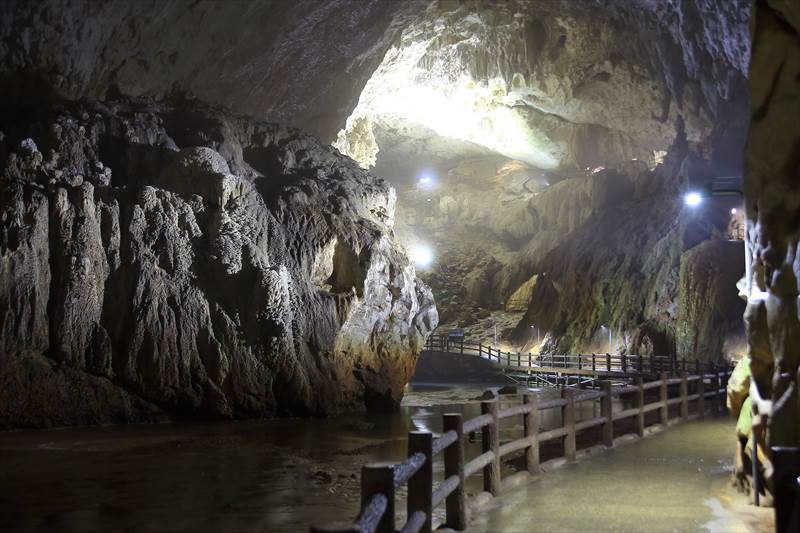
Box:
0;384;527;532
0;384;694;533
470;416;763;533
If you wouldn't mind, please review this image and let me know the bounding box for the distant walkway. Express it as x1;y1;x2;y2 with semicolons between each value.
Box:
424;334;731;387
469;417;772;533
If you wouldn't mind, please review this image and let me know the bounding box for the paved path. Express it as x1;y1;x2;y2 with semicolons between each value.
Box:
469;417;772;533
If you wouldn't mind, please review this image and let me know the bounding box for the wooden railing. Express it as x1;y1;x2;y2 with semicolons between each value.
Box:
424;335;725;376
310;370;731;533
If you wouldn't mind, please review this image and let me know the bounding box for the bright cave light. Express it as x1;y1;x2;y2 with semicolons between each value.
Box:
409;244;435;269
684;192;703;207
731;207;738;215
417;170;437;190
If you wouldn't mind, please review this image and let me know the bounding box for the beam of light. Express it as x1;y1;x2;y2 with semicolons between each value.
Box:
409;244;435;269
731;207;738;215
684;191;703;207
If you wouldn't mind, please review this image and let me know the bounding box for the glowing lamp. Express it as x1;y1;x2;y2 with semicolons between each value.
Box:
417;170;437;190
684;192;703;207
409;244;434;269
731;207;737;215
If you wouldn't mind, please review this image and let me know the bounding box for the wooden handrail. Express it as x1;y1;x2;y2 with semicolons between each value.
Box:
395;452;426;488
463;413;493;433
432;430;457;456
423;335;734;380
311;367;732;533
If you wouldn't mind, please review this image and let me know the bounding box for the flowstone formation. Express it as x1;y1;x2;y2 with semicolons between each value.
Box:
0;97;437;428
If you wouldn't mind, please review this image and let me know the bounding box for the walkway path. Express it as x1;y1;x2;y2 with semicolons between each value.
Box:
469;417;772;533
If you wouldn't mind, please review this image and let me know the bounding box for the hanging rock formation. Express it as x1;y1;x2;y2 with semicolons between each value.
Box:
0;98;437;428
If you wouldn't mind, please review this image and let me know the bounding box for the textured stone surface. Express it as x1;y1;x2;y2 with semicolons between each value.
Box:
675;240;745;360
743;0;800;450
0;0;750;161
0;98;437;427
0;0;421;142
337;0;750;172
0;0;753;366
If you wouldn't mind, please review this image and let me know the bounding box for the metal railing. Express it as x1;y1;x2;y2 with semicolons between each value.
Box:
310;369;731;533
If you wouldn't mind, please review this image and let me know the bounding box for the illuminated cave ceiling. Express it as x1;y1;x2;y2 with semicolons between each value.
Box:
0;0;752;359
1;0;749;173
334;0;750;175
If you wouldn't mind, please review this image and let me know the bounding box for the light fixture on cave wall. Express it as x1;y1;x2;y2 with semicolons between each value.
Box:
416;169;438;191
408;243;435;270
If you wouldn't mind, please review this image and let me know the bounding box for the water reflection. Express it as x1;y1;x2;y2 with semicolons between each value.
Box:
0;384;622;533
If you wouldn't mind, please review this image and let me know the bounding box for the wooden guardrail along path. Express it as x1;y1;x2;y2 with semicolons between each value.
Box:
424;335;728;382
310;369;731;533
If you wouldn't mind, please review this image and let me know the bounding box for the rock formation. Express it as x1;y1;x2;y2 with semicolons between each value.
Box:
0;0;758;402
0;0;422;143
742;0;800;494
0;97;437;428
337;0;750;173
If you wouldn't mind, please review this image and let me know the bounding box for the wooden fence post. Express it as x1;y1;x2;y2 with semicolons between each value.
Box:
523;393;540;474
659;372;669;425
680;371;689;420
638;355;644;374
592;353;597;372
621;353;628;374
361;464;395;533
577;354;582;370
606;353;611;372
408;432;433;533
634;376;645;437
481;400;501;495
695;359;701;376
711;366;720;414
697;373;706;418
443;414;466;530
600;381;614;447
561;388;577;461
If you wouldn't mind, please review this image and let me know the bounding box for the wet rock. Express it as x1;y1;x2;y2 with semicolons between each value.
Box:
473;390;497;401
312;471;333;484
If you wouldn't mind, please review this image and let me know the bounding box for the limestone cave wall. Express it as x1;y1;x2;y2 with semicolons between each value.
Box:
743;0;800;449
0;0;761;420
0;97;437;428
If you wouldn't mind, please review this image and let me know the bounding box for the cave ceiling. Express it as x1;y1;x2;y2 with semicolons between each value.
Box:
1;0;751;177
0;0;753;357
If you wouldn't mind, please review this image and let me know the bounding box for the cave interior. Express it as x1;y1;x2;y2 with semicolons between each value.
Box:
0;0;798;531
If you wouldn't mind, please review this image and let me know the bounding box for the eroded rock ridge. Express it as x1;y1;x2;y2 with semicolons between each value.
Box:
0;98;437;428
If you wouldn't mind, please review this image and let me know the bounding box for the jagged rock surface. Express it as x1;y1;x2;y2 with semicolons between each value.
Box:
339;0;750;172
0;98;437;428
0;0;422;143
743;1;800;449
